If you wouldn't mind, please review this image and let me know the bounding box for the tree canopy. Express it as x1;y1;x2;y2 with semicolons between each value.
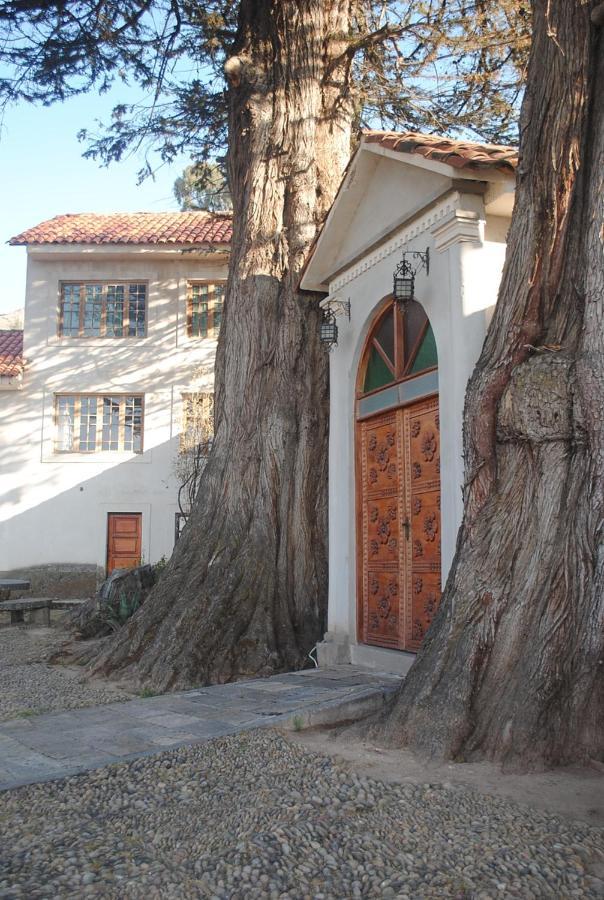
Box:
0;1;530;184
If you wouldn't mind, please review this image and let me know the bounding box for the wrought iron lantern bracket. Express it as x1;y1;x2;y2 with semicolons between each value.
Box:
319;296;351;349
393;248;430;306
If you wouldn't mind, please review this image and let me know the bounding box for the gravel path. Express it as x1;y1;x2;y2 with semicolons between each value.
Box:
1;730;602;899
0;625;132;722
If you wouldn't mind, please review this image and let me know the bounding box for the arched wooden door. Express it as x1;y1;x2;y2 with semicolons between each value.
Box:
356;299;441;652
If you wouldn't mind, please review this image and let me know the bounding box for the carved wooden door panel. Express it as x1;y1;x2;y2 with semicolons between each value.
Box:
358;396;441;652
402;397;441;651
359;411;404;648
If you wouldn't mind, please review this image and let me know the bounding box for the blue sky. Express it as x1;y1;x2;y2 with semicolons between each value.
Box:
0;89;188;314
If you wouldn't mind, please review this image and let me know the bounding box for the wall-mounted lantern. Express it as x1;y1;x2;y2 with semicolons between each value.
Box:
319;297;351;349
393;248;430;306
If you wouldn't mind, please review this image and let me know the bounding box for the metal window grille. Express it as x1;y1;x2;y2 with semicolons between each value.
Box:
59;282;146;338
52;394;144;454
187;282;225;338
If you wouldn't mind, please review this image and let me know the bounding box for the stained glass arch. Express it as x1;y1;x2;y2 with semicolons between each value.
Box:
359;300;437;395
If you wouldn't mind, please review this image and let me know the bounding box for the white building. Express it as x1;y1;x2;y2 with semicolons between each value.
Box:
0;211;230;597
301;131;517;675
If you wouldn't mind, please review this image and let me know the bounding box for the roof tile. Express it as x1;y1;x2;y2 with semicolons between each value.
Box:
0;330;23;378
9;211;233;246
362;130;518;174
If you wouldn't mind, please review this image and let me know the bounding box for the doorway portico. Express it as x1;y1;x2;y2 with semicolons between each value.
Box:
301;130;516;673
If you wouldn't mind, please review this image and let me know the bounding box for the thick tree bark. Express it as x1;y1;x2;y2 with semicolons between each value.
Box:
381;0;604;770
85;1;356;690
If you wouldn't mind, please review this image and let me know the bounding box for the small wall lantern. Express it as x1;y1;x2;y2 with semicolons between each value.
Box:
393;248;430;306
320;307;338;347
319;298;350;349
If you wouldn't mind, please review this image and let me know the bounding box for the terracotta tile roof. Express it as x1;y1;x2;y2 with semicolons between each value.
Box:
9;211;233;246
0;330;24;378
362;130;518;175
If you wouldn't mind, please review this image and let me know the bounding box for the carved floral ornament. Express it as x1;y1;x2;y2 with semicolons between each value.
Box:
421;431;437;461
412;619;424;641
423;512;438;542
424;592;438;619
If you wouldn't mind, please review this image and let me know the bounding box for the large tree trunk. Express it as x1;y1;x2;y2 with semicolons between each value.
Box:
381;0;604;770
87;0;355;690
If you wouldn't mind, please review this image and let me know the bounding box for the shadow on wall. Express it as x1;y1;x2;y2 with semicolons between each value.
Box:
0;438;181;598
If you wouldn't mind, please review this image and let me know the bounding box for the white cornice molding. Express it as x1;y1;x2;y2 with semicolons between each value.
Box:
26;244;230;260
430;209;484;252
331;192;468;292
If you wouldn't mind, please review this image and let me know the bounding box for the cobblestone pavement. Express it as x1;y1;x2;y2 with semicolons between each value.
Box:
0;665;400;790
0;624;132;724
1;730;602;899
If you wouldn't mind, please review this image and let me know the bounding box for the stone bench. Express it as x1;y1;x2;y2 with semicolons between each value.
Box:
0;598;52;626
50;599;87;611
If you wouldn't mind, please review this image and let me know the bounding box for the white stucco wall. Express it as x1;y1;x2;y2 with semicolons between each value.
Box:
321;191;508;671
0;245;227;590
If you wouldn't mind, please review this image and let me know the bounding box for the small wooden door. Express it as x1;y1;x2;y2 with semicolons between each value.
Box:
106;513;142;575
358;396;441;652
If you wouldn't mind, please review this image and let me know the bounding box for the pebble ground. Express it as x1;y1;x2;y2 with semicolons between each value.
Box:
1;729;602;899
0;624;131;722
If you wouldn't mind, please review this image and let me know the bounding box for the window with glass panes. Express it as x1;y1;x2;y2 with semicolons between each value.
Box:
359;300;437;395
54;394;143;453
59;282;147;337
187;282;225;337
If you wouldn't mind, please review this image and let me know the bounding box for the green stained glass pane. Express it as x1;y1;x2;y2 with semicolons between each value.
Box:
409;324;438;375
363;346;394;393
375;309;394;365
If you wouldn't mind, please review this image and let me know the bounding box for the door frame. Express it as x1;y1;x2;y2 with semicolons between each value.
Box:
106;511;143;576
354;390;439;648
98;502;151;573
354;298;439;650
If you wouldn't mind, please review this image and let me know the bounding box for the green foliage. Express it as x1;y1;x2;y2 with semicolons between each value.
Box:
153;555;169;577
102;589;141;632
15;708;47;718
0;1;530;182
139;687;157;698
174;162;232;212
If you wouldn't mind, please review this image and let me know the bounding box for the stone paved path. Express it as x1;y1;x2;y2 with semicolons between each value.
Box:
0;667;400;791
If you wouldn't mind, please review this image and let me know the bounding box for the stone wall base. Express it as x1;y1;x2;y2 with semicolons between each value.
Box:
316;632;352;666
318;631;416;676
0;564;103;599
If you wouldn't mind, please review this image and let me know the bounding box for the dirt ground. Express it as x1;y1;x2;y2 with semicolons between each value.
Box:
289;728;604;828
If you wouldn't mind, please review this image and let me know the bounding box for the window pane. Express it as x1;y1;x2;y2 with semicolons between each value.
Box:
190;284;210;337
374;309;394;366
79;396;97;451
213;284;225;334
82;285;102;337
124;396;143;452
106;285;125;337
403;300;429;368
102;397;120;451
56;396;75;450
408;324;438;375
363;345;395;393
128;284;146;337
61;285;81;336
